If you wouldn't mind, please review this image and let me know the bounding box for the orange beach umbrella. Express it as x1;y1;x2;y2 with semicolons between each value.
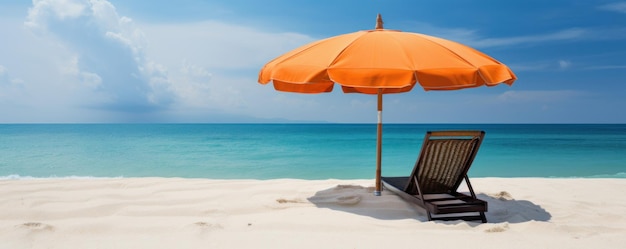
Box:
258;15;516;195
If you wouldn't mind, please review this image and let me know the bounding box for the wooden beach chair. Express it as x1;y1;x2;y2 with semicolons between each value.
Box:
382;130;488;223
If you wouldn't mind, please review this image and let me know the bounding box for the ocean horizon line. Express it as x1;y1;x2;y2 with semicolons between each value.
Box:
1;122;626;127
2;173;625;181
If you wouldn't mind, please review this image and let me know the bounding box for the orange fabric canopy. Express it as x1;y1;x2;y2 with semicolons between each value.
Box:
259;29;516;94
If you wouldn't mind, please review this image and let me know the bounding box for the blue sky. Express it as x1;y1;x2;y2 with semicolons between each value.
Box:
1;0;625;123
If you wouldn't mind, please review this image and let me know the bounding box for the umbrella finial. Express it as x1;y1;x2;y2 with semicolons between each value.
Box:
376;14;384;29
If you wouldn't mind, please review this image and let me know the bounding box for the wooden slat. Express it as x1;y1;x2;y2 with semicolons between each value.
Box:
431;215;485;222
428;130;484;137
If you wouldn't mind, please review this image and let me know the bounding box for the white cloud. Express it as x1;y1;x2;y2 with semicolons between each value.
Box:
25;0;176;112
25;0;87;29
59;56;102;89
558;60;572;70
13;0;321;121
0;65;7;81
598;2;626;13
139;20;313;70
0;65;28;114
0;65;24;87
134;20;318;118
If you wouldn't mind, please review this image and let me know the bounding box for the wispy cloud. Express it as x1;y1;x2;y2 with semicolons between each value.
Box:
406;20;626;49
558;60;572;70
598;2;626;13
584;65;626;70
506;62;552;72
468;28;588;48
402;21;591;48
507;59;575;72
497;90;584;103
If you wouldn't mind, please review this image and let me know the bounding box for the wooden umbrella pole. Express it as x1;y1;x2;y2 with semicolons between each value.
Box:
374;89;383;196
374;15;384;196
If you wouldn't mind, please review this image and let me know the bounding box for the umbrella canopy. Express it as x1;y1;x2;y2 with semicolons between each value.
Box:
258;15;516;195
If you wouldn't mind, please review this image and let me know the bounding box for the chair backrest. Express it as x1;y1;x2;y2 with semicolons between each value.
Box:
405;131;485;195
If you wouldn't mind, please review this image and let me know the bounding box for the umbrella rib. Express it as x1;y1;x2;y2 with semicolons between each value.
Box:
262;35;346;83
268;39;329;69
325;31;371;84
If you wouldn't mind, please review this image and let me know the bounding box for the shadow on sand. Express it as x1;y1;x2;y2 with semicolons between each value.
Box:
306;184;551;224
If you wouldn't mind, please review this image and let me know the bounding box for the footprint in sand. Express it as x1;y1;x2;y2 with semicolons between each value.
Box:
336;195;362;205
193;222;223;230
19;222;54;232
484;224;509;233
490;191;514;201
276;198;306;204
308;194;362;206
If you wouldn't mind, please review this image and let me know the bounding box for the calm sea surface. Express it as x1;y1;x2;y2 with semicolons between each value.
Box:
1;124;625;179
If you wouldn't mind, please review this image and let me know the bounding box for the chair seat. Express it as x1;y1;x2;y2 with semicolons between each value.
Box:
382;176;487;222
423;193;487;214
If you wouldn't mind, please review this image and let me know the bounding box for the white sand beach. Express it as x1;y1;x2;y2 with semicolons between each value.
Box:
1;178;625;248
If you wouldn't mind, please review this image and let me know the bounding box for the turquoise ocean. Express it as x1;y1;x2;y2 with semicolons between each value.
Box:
1;124;625;179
